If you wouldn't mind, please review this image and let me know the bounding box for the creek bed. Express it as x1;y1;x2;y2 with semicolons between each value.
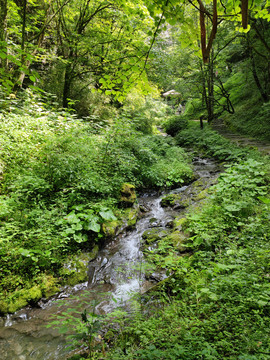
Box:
0;156;221;360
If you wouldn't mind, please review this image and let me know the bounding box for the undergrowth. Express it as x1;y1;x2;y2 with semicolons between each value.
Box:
100;153;270;360
51;123;270;360
175;122;256;161
0;91;193;314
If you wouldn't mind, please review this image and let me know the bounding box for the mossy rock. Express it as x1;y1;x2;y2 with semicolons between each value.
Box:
0;300;8;315
166;232;188;252
160;194;177;207
89;245;99;261
173;216;188;231
102;207;139;237
0;285;43;314
124;207;139;228
142;227;171;244
161;193;190;209
39;274;60;298
188;177;216;197
5;296;28;314
26;285;43;305
194;188;209;201
59;252;91;286
120;183;137;206
102;220;120;238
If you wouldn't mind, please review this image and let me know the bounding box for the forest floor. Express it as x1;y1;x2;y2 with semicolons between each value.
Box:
212;118;270;155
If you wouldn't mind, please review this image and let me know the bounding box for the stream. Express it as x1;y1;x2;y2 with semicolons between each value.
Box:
0;156;221;360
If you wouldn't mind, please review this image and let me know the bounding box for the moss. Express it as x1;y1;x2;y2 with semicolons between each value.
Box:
173;216;187;230
120;183;137;206
0;274;61;315
161;193;190;208
89;245;99;261
103;207;139;237
125;207;139;228
194;188;209;201
142;227;170;244
166;232;188;252
40;274;60;298
0;285;43;314
160;194;177;207
102;220;120;237
59;252;90;286
0;300;8;315
6;296;28;314
26;285;43;304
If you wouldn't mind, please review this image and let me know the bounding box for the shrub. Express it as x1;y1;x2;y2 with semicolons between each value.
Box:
164;115;188;136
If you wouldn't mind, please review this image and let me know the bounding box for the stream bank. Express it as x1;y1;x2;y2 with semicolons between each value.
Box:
0;156;222;360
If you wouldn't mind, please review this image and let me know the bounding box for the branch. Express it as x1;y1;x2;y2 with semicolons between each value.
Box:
141;0;169;74
252;20;270;54
29;0;72;43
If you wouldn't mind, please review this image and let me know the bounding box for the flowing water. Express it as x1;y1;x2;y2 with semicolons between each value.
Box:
0;156;220;360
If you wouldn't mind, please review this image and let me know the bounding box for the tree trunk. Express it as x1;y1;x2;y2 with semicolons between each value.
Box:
207;50;214;123
16;0;27;88
247;34;269;102
63;61;73;108
0;0;7;70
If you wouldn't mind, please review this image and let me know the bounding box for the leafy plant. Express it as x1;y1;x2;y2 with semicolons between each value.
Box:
57;204;117;245
164;115;188;136
47;300;105;359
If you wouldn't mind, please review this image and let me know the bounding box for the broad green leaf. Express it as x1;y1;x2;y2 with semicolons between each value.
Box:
99;209;117;221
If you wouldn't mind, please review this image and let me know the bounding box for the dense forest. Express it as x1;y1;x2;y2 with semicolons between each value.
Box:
0;0;270;359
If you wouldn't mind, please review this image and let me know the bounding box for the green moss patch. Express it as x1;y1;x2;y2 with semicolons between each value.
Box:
142;227;171;244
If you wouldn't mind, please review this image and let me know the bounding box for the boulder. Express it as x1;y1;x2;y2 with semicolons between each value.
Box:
120;183;136;206
142;227;170;244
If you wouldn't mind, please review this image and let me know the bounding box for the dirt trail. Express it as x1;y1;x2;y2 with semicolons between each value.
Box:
212;119;270;156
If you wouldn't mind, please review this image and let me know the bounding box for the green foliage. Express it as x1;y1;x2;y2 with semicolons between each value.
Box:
47;299;105;359
164;115;188;136
57;204;117;245
100;140;270;360
175;123;250;161
0;92;193;312
185;158;268;250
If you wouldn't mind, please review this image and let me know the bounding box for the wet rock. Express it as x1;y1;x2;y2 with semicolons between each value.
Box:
100;257;108;268
88;265;96;285
161;193;190;209
139;203;151;213
149;217;161;227
59;252;93;287
148;272;168;282
165;219;174;228
102;220;119;238
142;227;171;244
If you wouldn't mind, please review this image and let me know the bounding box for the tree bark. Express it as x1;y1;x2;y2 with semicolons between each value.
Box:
14;0;27;89
0;0;7;70
247;34;269;102
63;60;73;108
207;50;214;123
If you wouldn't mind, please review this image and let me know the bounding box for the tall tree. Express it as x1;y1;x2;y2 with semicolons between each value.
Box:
0;0;7;74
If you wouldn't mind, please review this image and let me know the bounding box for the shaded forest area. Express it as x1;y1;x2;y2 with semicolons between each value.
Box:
0;0;270;359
